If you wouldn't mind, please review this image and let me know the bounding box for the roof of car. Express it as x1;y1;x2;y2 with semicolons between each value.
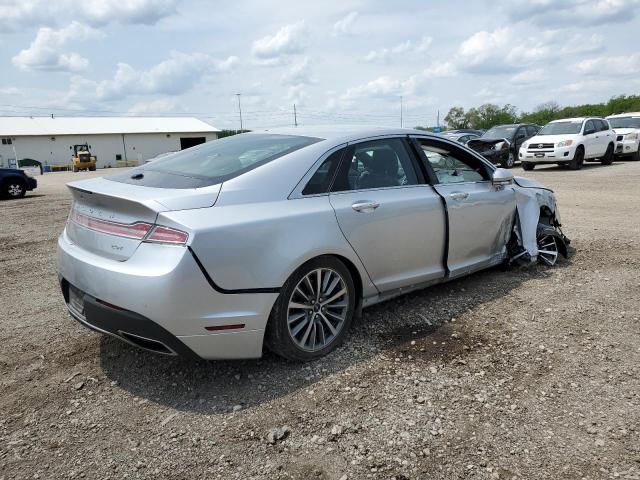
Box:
253;125;439;142
606;112;640;118
549;117;596;123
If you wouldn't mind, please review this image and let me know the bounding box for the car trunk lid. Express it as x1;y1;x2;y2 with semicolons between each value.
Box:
65;177;220;261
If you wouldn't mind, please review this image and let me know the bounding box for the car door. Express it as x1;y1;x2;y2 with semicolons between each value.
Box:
513;127;527;152
412;136;517;279
328;137;447;293
597;119;614;155
583;120;599;158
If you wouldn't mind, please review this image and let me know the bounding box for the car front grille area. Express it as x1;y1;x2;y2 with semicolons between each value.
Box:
528;143;555;149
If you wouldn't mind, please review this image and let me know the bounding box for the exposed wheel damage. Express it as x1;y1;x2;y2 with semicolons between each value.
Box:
508;176;570;265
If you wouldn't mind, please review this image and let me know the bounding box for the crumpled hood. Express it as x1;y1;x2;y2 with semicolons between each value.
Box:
467;138;510;151
513;175;551;191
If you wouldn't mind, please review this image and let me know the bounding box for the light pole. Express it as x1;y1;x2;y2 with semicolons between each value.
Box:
236;93;243;132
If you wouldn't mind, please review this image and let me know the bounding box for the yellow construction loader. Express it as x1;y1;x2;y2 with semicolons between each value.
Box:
71;143;97;172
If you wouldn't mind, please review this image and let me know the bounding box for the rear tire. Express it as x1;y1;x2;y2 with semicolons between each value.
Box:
522;162;535;171
3;180;26;199
568;147;584;170
631;147;640;161
600;143;614;165
265;256;356;361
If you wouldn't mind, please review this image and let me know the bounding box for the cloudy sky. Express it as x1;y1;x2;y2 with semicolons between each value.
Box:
1;0;639;129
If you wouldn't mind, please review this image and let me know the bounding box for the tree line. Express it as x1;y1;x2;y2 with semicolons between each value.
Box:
437;94;640;131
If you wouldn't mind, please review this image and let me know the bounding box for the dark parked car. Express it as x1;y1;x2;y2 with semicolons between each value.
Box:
467;124;540;168
0;168;38;199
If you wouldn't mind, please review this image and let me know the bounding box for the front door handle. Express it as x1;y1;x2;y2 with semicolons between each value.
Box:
352;201;380;213
450;192;469;201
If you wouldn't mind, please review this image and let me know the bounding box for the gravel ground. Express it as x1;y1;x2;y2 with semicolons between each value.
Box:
1;161;639;480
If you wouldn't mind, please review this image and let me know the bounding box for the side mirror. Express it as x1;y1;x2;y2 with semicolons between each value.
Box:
492;168;514;185
584;129;595;136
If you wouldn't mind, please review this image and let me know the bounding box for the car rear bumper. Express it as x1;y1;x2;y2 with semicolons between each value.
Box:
57;228;278;359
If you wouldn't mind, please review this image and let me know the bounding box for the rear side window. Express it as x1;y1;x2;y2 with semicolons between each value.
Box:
598;120;609;131
302;148;344;195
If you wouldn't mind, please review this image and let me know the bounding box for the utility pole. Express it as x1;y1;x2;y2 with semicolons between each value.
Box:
236;93;243;132
293;103;298;127
400;96;403;128
437;109;440;129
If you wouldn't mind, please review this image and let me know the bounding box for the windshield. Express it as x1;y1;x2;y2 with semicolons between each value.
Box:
147;133;321;180
539;121;584;135
607;116;640;129
482;126;516;139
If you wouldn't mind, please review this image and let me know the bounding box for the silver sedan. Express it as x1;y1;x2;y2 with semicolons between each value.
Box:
57;126;568;361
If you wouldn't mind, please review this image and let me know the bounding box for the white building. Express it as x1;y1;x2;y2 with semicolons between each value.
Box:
0;116;220;169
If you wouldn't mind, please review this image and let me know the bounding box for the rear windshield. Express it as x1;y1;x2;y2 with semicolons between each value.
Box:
149;134;320;179
107;133;321;188
539;121;584;135
608;116;640;129
482;126;516;139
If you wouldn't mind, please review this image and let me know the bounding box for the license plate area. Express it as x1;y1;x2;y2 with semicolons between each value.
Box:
535;153;545;158
68;284;86;319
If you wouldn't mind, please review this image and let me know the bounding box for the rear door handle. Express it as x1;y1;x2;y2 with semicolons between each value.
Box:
352;201;380;213
450;192;469;201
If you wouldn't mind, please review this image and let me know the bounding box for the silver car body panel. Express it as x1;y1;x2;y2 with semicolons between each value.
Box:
57;126;565;359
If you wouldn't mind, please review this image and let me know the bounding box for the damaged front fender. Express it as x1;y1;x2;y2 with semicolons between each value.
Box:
510;177;570;263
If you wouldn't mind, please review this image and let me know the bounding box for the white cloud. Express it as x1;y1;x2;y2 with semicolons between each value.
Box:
364;36;432;63
455;27;604;74
503;0;640;27
0;0;179;31
12;22;103;72
341;76;414;102
128;97;185;114
251;21;307;65
509;69;547;85
332;11;358;36
575;53;640;76
96;51;239;100
282;58;312;86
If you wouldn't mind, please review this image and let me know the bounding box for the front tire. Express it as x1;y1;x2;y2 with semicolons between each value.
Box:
600;143;614;165
569;147;584;170
4;180;26;199
265;256;356;361
500;151;515;169
522;162;535;171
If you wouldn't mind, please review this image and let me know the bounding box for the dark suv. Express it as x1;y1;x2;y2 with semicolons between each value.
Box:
467;123;540;168
0;168;38;199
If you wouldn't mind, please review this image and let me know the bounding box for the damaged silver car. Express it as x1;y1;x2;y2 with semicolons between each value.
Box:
58;127;568;362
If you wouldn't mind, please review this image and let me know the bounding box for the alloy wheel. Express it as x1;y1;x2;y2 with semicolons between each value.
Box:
537;233;559;266
8;183;24;197
287;268;349;352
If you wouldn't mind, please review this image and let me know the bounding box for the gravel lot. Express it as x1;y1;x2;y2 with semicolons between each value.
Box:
1;161;639;480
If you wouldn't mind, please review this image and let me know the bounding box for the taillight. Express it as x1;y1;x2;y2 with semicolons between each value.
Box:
145;225;189;245
69;209;188;245
69;210;152;240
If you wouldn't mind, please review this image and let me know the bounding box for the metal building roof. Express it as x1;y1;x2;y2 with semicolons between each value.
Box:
0;116;220;136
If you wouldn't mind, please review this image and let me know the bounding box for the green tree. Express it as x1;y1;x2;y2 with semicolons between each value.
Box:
444;107;469;129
